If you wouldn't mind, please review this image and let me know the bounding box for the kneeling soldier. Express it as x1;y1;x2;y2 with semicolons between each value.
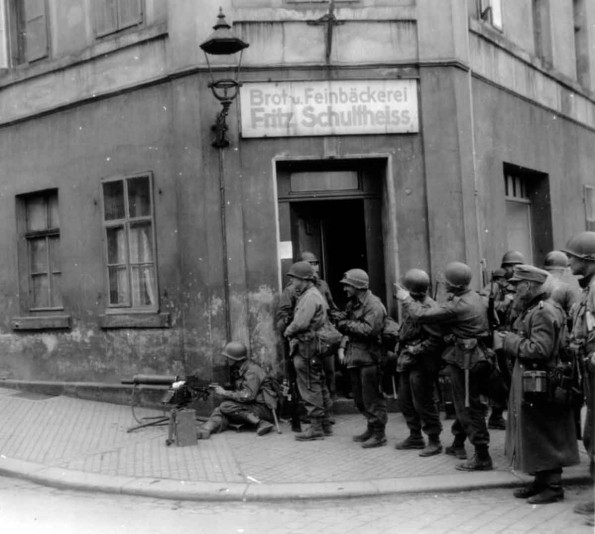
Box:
197;341;277;439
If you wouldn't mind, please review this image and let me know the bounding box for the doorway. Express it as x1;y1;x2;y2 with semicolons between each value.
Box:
276;160;386;308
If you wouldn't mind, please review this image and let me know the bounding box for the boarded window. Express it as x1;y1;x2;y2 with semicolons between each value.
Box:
94;0;143;38
102;173;158;310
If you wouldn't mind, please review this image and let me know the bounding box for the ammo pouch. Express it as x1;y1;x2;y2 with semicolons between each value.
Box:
547;361;581;407
315;322;342;357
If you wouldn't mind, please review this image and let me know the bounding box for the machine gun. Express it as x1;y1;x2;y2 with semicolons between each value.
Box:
121;374;213;444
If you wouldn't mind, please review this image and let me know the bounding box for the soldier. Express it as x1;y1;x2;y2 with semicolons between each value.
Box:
196;342;277;439
498;265;579;505
543;250;580;317
395;262;493;471
300;251;339;401
562;232;595;524
283;261;333;441
335;268;388;448
484;251;525;430
394;269;444;457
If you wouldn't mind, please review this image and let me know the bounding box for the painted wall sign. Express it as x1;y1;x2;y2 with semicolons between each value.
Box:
240;80;419;138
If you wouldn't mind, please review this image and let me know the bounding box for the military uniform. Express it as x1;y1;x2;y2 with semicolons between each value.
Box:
336;289;387;444
284;285;332;434
401;287;493;468
209;360;277;432
569;274;595;473
502;289;579;501
396;295;444;452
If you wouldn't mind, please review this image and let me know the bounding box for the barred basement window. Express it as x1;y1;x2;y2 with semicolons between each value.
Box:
102;173;158;311
23;190;62;310
94;0;143;38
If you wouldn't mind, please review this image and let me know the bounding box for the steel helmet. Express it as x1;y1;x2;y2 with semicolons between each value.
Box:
300;251;318;264
221;341;248;361
492;268;506;279
543;250;569;270
403;268;430;294
340;268;369;290
287;261;315;281
562;231;595;261
500;250;525;266
444;262;472;289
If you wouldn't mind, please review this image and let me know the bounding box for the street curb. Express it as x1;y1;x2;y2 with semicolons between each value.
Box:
0;455;590;502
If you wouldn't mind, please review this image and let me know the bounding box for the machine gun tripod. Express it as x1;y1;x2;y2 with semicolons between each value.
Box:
121;374;212;443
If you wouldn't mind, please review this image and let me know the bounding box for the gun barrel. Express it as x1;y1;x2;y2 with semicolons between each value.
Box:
121;374;179;386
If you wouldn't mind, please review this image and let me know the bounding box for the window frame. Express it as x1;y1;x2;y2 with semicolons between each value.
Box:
16;189;63;313
6;0;50;66
93;0;144;39
100;171;159;314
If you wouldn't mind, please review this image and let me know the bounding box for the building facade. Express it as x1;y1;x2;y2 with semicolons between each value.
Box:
0;0;593;386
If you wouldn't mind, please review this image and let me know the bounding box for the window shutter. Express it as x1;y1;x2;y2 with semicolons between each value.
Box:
118;0;142;30
95;0;119;37
23;0;48;63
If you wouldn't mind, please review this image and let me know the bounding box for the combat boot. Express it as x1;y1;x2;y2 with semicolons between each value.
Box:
513;481;544;499
419;435;442;457
526;485;564;505
395;434;425;450
361;428;387;449
352;425;373;442
295;420;324;441
322;421;334;436
444;440;467;459
455;446;493;471
256;420;274;436
196;419;220;440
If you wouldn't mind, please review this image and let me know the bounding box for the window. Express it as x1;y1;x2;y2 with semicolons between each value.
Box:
479;0;502;30
584;185;595;231
7;0;49;65
21;190;62;310
532;0;553;65
503;164;553;266
573;0;590;88
94;0;143;38
102;173;157;311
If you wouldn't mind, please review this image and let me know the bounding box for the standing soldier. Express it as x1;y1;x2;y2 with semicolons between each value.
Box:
498;265;579;504
335;268;388;448
283;261;332;441
300;251;339;402
395;262;493;471
543;250;580;317
484;251;524;430
562;232;595;525
394;269;444;457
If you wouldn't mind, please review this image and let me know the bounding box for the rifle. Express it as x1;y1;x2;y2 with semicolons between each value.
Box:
280;341;302;433
121;374;213;442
